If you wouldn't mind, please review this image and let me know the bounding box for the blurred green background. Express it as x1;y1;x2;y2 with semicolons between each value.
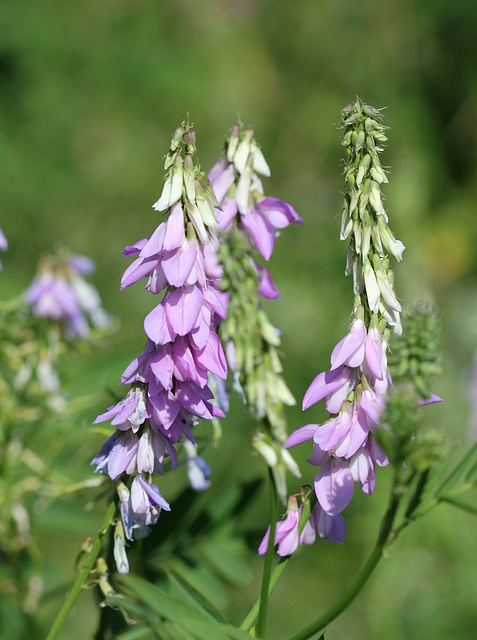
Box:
2;0;477;638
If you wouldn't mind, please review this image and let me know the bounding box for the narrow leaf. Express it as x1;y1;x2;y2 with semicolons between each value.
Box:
439;495;477;517
166;570;226;623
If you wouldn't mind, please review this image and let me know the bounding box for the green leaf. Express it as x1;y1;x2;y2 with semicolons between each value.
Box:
106;593;160;625
165;570;227;623
202;536;251;584
439;495;477;517
435;442;477;498
117;627;157;640
118;575;212;624
166;558;226;608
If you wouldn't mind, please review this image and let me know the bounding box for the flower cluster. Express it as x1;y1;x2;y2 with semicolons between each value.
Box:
285;99;441;546
92;123;228;569
209;124;303;502
25;250;110;339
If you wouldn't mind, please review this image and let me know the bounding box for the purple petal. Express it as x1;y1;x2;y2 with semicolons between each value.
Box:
286;423;318;448
149;387;181;431
189;311;211;350
258;197;303;228
331;319;366;370
365;327;384;380
241;210;275;261
254;262;280;299
175;381;213;420
68;253;96;275
349;445;376;494
145;266;168;294
163;203;185;252
149;347;174;389
314;458;354;516
121;256;160;290
216;197;238;230
307;444;330;467
209;160;236;202
303;367;351;411
418;393;443;406
193;331;227;380
165;285;203;336
107;433;139;480
121;341;155;385
139;224;166;258
313;414;351;453
258;526;271;555
315;508;347;544
144;302;175;345
161;240;197;287
123;238;148;257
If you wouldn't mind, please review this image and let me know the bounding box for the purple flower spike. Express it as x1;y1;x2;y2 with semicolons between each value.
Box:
26;250;110;338
93;122;229;564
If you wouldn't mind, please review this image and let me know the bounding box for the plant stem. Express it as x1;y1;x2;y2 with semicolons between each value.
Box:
240;556;289;632
286;477;401;640
255;467;279;638
45;500;117;640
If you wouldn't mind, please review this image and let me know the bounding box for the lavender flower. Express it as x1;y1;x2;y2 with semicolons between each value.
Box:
209;124;302;502
92;122;228;565
25;249;110;339
258;495;302;557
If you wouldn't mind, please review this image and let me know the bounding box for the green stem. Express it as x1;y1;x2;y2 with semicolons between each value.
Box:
256;467;279;638
45;500;117;640
286;479;401;640
240;556;289;632
241;492;312;632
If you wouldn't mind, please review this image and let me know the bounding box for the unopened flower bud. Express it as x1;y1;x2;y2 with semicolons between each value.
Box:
370;164;388;184
226;123;241;162
251;434;278;467
186;129;196;154
364;262;380;312
258;310;281;346
368;180;385;215
378;217;405;261
170;126;184;152
113;521;130;575
234;130;254;173
355;129;365;150
183;154;196;204
251;140;271;177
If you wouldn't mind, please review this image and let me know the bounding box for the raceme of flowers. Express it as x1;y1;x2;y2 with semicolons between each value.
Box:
92;123;228;570
209;124;303;502
277;99;442;552
25;250;110;339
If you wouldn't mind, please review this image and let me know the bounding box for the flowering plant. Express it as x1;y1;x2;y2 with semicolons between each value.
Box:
4;101;477;640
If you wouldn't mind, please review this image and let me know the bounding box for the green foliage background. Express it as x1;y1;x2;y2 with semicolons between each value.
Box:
2;0;477;638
